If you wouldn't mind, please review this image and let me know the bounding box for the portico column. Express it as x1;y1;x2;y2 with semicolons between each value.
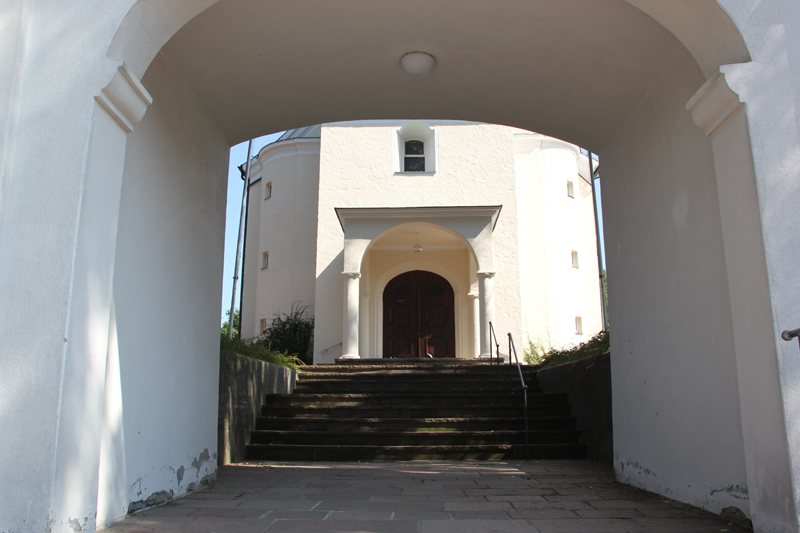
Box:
340;272;361;359
468;292;480;358
477;271;496;357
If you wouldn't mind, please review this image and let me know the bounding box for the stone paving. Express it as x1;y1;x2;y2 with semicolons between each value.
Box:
99;460;751;533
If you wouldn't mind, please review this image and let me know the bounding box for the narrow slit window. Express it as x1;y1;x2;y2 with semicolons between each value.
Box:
261;251;269;270
571;250;579;269
567;180;574;198
404;140;425;172
260;318;267;332
575;316;583;335
264;181;272;200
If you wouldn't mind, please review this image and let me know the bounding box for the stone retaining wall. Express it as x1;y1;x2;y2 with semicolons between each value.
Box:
218;351;296;465
536;352;613;463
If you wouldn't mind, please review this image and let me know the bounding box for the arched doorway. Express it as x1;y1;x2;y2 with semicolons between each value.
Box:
383;270;456;358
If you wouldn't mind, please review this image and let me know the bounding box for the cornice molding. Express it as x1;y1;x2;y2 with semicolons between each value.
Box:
335;205;502;232
95;65;153;133
258;137;320;166
686;71;743;138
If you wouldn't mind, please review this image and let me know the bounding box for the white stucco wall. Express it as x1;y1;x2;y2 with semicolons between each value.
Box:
96;52;229;527
602;47;749;517
514;134;603;352
249;141;320;339
240;161;263;338
313;122;522;363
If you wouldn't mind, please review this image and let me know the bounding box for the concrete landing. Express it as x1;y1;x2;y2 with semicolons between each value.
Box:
99;460;750;532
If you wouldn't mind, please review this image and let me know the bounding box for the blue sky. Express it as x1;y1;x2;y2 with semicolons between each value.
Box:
220;132;285;323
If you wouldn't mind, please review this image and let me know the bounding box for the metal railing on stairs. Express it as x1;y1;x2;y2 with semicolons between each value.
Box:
489;322;530;460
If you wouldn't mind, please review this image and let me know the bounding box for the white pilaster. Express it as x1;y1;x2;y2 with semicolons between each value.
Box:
49;64;152;533
687;70;797;529
477;271;496;357
340;272;361;359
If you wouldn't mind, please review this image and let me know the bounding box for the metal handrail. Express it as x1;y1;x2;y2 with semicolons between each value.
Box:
508;333;529;460
321;342;342;355
488;321;501;364
782;328;800;341
489;322;503;392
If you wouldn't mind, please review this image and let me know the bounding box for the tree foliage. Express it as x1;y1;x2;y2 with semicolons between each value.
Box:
220;309;240;339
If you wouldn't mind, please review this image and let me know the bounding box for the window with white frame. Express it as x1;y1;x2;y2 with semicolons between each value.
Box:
261;251;269;270
571;250;579;269
264;181;272;200
575;316;583;335
396;122;436;173
567;180;574;198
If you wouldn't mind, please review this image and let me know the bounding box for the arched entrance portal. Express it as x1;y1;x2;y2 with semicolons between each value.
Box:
383;271;456;358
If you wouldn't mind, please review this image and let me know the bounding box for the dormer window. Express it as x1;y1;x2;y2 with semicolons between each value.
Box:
404;140;425;172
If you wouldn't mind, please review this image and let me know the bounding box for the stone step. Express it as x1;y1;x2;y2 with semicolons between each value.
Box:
255;416;577;432
262;392;565;408
261;404;571;418
246;360;583;462
250;429;581;446
295;379;541;392
301;365;532;375
245;443;586;461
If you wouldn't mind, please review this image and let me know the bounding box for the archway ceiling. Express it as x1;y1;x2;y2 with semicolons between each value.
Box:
160;0;686;152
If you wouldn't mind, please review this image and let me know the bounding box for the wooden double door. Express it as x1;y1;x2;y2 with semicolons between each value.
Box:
383;270;455;358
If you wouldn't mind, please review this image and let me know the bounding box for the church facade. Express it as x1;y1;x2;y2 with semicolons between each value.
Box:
241;121;603;364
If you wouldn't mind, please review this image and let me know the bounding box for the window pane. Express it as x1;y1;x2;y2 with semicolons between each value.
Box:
405;140;424;155
404;156;425;172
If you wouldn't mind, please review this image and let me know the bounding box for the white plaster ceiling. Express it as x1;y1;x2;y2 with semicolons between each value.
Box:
160;0;687;151
372;223;466;249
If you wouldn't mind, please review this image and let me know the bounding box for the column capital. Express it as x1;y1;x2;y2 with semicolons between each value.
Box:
95;64;153;133
342;271;361;279
686;71;743;138
477;271;496;278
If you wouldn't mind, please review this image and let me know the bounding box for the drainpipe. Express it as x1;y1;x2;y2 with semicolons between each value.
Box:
587;151;609;332
228;139;252;339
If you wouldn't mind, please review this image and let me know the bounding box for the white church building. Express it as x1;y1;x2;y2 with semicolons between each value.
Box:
240;122;603;363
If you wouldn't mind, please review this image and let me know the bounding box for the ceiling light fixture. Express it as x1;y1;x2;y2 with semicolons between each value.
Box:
413;232;423;253
401;52;436;77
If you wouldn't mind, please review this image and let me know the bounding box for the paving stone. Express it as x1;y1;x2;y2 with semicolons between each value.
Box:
574;509;645;519
632;517;750;532
98;461;751;533
325;510;396;520
265;519;419;532
236;499;321;510
444;501;513;511
420;519;540;532
529;518;644;532
449;510;514;520
174;517;273;532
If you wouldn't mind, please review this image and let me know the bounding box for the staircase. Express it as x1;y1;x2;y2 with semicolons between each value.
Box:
246;360;586;461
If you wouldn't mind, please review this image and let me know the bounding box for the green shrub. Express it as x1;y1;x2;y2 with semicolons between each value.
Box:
220;333;305;372
256;302;314;365
533;330;609;369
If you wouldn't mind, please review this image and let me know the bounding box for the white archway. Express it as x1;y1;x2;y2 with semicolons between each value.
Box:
13;2;800;533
